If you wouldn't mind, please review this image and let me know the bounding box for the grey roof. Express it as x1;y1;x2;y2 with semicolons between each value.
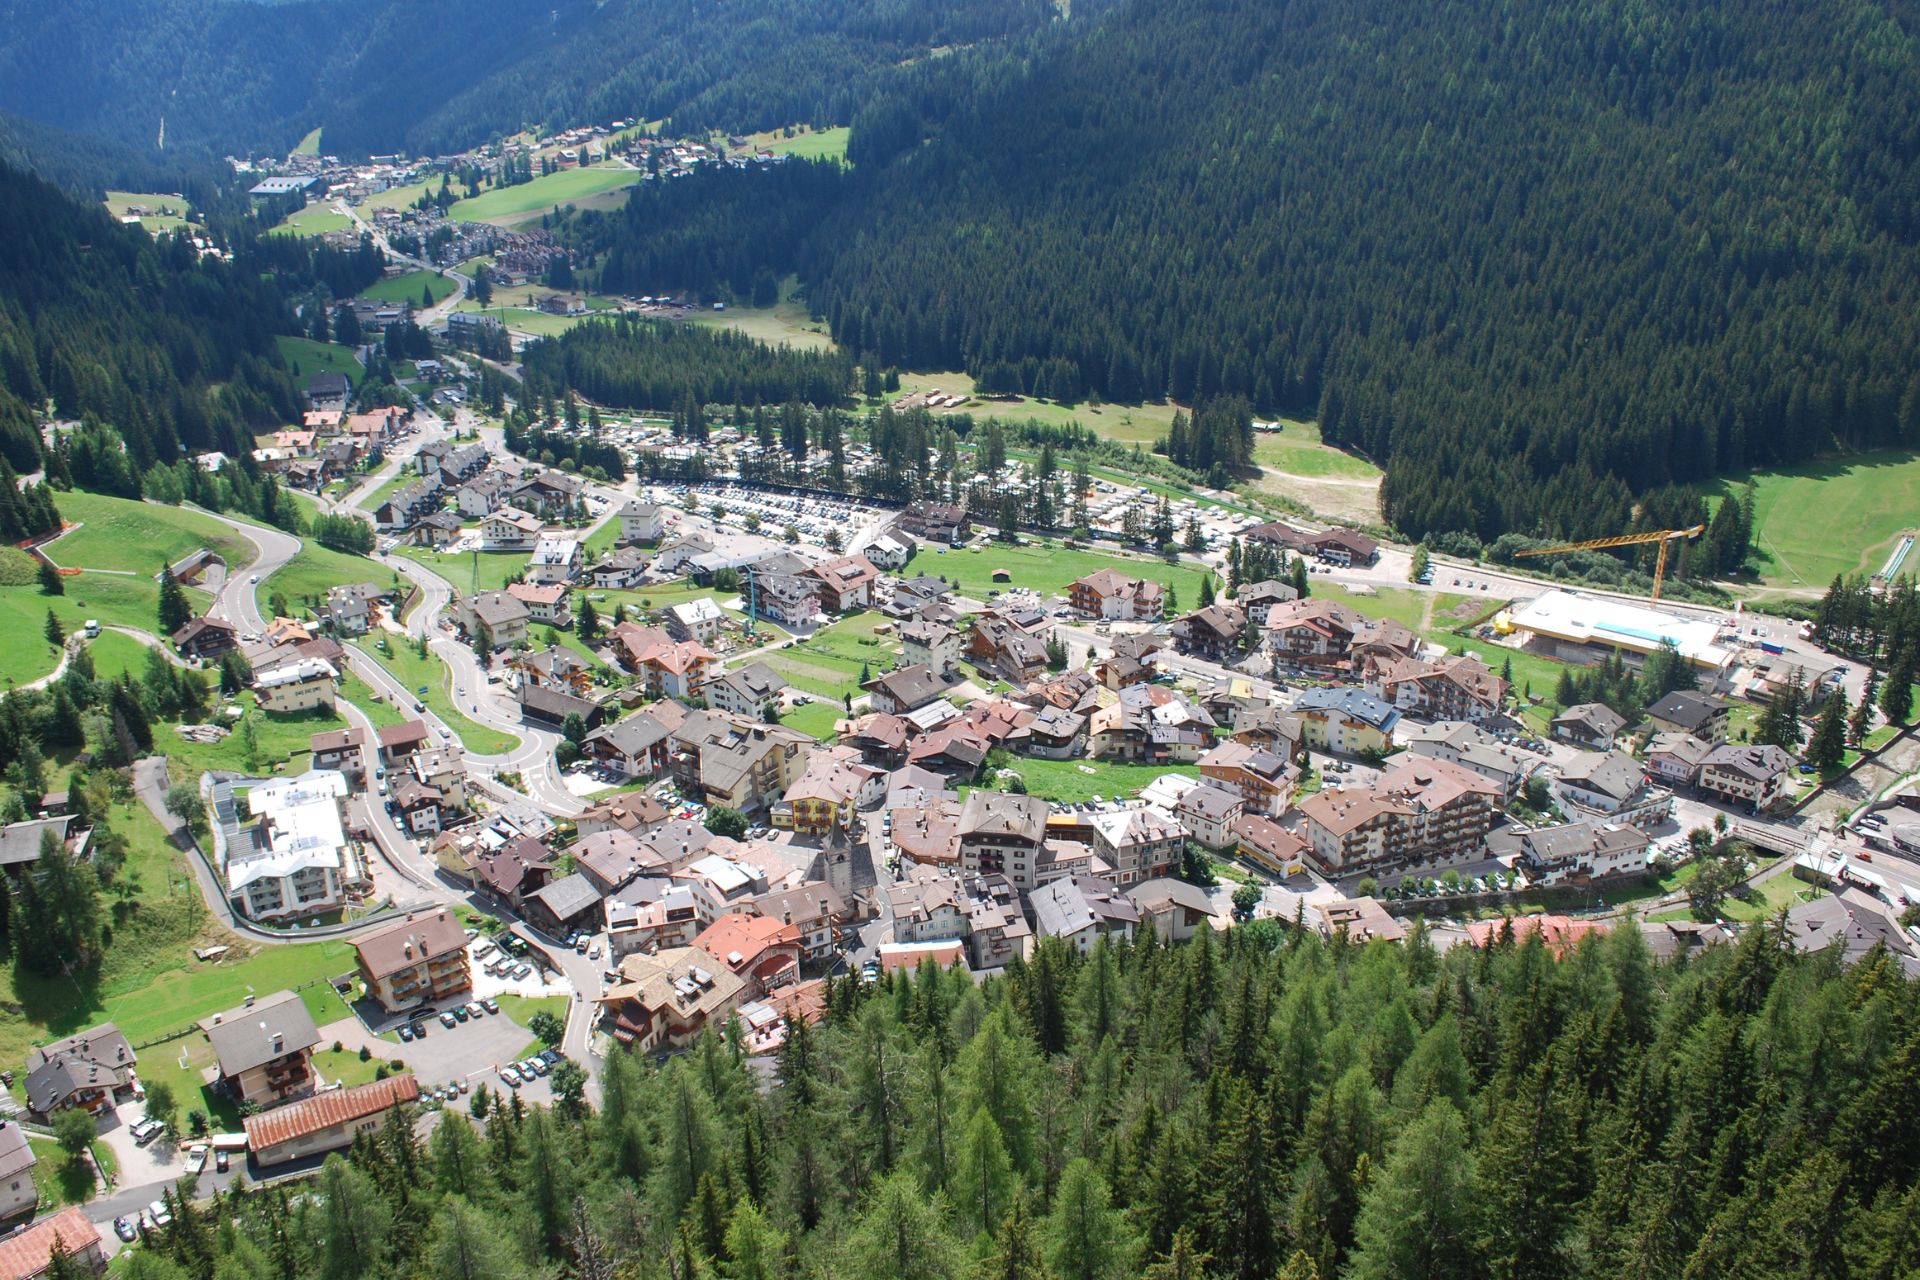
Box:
1553;702;1627;735
201;990;322;1076
1126;877;1216;917
24;1024;135;1114
708;662;783;706
0;815;73;868
1556;750;1646;801
1647;690;1728;731
1703;743;1794;781
1031;876;1141;938
866;663;950;709
958;790;1049;843
519;683;599;723
467;590;531;627
1291;686;1401;731
530;872;604;922
0;1120;34;1181
1179;785;1245;820
585;707;678;757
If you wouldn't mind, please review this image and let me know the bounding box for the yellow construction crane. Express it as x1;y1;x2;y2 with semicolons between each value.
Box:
1514;524;1705;600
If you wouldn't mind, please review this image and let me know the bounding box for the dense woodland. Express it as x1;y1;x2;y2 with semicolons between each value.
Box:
96;923;1920;1280
568;0;1920;544
519;320;856;415
0;0;1067;159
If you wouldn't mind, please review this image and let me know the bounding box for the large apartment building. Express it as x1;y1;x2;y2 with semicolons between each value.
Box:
353;910;473;1014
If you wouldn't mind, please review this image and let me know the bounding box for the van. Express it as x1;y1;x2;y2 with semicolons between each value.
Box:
82;620;100;638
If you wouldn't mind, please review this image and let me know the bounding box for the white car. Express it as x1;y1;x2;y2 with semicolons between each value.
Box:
184;1145;208;1175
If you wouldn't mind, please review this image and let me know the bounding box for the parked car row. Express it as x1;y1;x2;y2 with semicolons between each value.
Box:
500;1047;565;1088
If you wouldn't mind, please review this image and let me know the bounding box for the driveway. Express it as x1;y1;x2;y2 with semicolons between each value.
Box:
321;1013;536;1098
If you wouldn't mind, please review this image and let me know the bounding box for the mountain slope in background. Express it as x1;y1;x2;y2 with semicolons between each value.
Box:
0;0;1061;159
781;0;1920;541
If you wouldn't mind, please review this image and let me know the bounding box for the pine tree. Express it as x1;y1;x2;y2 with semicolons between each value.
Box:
37;560;62;596
157;565;192;636
1881;647;1915;724
1045;1158;1138;1280
954;1105;1016;1239
1807;692;1848;771
44;609;62;645
1347;1100;1479;1280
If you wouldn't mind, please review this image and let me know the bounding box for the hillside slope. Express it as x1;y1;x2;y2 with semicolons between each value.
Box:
789;0;1920;541
0;0;1063;158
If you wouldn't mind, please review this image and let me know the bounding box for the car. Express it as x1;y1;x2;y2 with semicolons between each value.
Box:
541;1048;563;1066
1799;762;1818;774
466;1001;485;1020
440;1011;458;1028
586;944;601;961
216;1149;230;1174
411;1021;428;1039
398;1023;416;1042
457;1079;471;1094
565;932;580;948
573;936;589;954
114;1216;139;1243
453;1005;470;1022
248;574;259;584
513;963;533;980
131;1117;166;1145
482;998;500;1015
148;1200;174;1230
529;1058;550;1077
501;1066;522;1086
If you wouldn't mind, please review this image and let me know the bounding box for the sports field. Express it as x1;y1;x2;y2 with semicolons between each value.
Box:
1708;449;1920;590
448;166;638;225
362;270;458;305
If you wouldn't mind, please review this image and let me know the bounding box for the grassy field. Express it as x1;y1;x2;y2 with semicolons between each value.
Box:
753;126;852;162
889;369;1186;443
761;612;901;701
393;545;528;594
689;287;837;352
163;704;353;781
452;302;605;338
495;993;567;1034
103;190;193;234
779;701;844;740
0;796;353;1105
594;579;741;619
448;166;638;225
1708;449;1920;590
86;630;157;683
339;671;407;728
351;637;521;754
263;540;388;616
52;492;251;576
902;540;1213;605
365;176;437;212
277;336;365;384
362;269;458;306
292;127;323;156
268;203;353;238
0;576;208;686
992;758;1201;804
1303;580;1472;636
1253;421;1383;481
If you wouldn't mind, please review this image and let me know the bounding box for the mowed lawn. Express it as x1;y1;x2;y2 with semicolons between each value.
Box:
269;203;353;237
760;126;852;162
452;303;605;338
51;491;251;575
103;190;193;234
761;611;900;701
393;544;528;594
903;541;1213;606
0;577;209;685
888;370;1183;443
448;166;638;224
1708;449;1920;589
277;336;365;384
688;285;837;352
264;540;388;614
778;700;845;741
1252;421;1383;481
990;759;1201;805
362;269;458;305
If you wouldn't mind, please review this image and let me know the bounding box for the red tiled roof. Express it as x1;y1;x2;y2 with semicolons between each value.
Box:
0;1205;99;1278
244;1074;420;1151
